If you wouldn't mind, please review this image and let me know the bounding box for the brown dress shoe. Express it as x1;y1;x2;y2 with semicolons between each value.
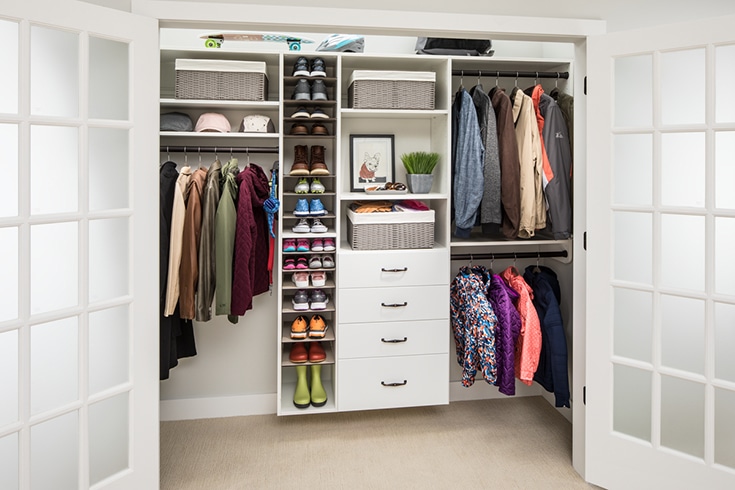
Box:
308;342;326;363
310;145;329;175
289;342;309;363
289;145;310;176
290;123;309;135
311;123;329;135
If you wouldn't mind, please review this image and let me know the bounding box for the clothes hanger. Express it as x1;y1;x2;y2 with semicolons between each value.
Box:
534;251;541;273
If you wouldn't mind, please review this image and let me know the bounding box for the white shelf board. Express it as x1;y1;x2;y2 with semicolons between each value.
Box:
340;108;448;119
160;98;279;109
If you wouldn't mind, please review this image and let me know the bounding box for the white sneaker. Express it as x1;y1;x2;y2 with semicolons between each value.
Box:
292;218;310;233
310;218;328;233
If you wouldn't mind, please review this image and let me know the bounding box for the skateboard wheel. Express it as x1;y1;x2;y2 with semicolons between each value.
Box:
205;38;220;48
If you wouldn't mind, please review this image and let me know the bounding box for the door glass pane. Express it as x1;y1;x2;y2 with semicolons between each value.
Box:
661;49;705;125
715;302;735;383
715;44;735;124
661;295;704;375
661;214;705;292
0;20;18;114
614;55;652;127
89;218;128;303
661;132;705;208
715;131;735;210
89;37;129;121
661;375;705;459
30;125;78;215
0;330;18;427
30;26;78;118
89;128;129;211
715;387;735;469
89;305;129;395
613;288;652;362
0;433;18;490
0;124;19;217
613;364;652;442
614;212;652;285
30;317;78;416
0;227;18;322
613;134;652;206
30;411;78;490
89;393;129;485
715;217;735;295
30;222;78;314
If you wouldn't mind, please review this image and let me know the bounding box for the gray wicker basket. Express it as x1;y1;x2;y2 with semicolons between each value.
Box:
347;209;435;250
348;70;435;110
175;59;268;101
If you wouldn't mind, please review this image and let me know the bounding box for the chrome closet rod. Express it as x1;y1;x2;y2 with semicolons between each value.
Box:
450;250;568;261
451;70;569;79
160;145;279;154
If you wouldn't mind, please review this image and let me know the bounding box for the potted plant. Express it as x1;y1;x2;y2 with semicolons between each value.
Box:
401;151;439;193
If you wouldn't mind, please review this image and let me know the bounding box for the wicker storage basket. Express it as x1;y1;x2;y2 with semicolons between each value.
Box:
348;70;435;110
175;59;268;101
347;208;435;250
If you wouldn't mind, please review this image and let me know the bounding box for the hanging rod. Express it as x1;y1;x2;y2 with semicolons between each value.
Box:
160;145;279;154
450;250;568;261
451;70;569;80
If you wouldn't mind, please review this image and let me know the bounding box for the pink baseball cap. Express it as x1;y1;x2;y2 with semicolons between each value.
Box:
195;112;231;133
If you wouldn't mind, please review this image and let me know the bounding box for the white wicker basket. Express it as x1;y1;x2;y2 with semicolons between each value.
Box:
175;59;268;101
348;70;435;110
347;208;435;250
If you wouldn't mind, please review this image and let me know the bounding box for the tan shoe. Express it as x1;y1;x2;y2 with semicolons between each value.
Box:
290;315;308;339
308;314;328;338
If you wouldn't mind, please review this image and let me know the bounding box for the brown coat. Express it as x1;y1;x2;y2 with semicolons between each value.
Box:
490;87;521;239
179;167;208;320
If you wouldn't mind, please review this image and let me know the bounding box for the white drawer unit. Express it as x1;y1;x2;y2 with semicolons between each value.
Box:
338;248;449;288
338;320;448;359
338;285;449;324
337;354;449;411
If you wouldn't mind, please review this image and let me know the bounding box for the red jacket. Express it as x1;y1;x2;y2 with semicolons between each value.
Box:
231;164;271;316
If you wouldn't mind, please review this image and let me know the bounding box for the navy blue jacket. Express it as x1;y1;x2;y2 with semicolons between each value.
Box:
523;265;570;408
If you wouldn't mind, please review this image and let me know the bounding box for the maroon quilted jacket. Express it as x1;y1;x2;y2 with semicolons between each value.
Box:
231;164;270;316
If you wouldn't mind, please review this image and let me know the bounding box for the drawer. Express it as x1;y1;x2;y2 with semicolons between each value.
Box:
338;285;448;324
338;248;448;288
337;354;449;411
338;320;448;359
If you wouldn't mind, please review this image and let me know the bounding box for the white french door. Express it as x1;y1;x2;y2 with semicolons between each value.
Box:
0;0;159;488
587;14;735;490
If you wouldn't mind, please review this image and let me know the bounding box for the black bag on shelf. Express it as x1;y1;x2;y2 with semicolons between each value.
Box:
415;37;494;56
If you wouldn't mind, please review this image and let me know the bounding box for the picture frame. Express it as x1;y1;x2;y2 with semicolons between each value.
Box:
349;134;395;192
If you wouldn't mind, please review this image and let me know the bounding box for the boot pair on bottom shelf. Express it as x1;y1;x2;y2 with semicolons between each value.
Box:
294;364;327;409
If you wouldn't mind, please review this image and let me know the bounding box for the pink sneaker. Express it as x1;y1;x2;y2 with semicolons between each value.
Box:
283;258;296;270
322;237;336;252
282;238;296;252
311;238;324;252
295;257;309;269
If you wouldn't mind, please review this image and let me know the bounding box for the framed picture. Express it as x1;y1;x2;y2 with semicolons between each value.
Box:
349;134;395;192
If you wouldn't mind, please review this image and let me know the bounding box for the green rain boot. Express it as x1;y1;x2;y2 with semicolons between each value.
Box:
310;364;327;407
293;365;310;409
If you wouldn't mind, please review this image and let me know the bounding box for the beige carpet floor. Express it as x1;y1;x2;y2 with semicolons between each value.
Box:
160;396;596;490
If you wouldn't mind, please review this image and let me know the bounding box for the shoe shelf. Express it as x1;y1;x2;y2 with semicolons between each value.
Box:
282;75;338;84
279;381;336;416
281;325;336;344
281;305;336;314
280;346;336;367
283;212;337;220
282;192;337;198
283;117;337;123
283;100;338;107
283;134;335;140
282;278;336;291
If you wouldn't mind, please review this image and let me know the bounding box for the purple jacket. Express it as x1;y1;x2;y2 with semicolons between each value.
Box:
487;274;522;395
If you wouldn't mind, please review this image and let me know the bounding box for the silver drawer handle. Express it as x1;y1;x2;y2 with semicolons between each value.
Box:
381;302;408;308
381;380;408;387
381;337;408;343
381;267;408;273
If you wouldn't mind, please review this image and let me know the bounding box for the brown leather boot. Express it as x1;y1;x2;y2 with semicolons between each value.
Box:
289;145;309;176
310;145;329;175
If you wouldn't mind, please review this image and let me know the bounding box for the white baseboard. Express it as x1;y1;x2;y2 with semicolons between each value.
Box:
161;382;555;421
449;380;542;401
160;393;277;421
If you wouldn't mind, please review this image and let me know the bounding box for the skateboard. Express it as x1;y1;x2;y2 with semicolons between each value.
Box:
202;33;316;51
